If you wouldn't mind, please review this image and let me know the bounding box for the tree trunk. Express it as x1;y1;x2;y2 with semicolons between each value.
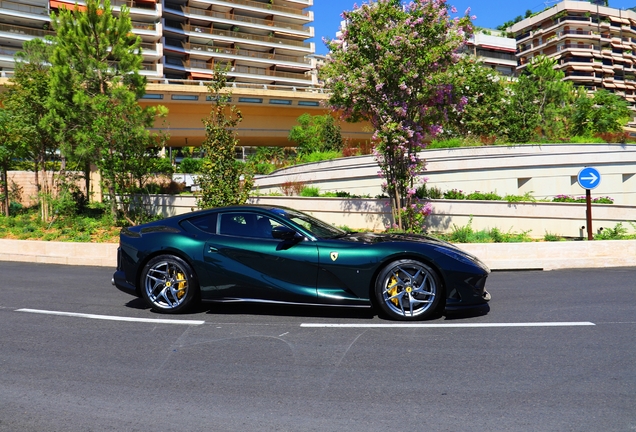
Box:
84;160;91;202
1;165;8;216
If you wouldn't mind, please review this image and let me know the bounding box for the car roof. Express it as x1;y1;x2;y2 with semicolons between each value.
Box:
164;204;292;223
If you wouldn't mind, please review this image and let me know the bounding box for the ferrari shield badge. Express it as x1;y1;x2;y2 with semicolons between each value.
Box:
330;252;339;262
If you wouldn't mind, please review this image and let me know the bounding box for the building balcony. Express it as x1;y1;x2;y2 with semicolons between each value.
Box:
178;5;312;37
563;72;600;83
0;0;49;18
167;23;312;53
199;0;312;21
139;61;163;78
184;42;312;68
0;22;54;42
0;44;20;69
110;0;161;19
181;58;313;85
559;29;598;40
140;41;163;60
131;20;162;39
558;43;598;54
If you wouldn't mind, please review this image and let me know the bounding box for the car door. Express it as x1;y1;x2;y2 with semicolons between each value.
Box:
314;239;378;305
200;211;320;303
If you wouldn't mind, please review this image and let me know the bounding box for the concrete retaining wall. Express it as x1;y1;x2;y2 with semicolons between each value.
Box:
254;144;636;205
1;238;633;271
136;194;636;238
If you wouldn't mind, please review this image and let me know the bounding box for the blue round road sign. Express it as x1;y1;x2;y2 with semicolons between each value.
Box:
577;167;601;190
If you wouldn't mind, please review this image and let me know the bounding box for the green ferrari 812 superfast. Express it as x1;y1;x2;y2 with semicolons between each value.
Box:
112;205;490;321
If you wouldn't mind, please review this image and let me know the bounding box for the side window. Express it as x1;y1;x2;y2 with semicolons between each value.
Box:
219;213;252;236
253;215;282;239
218;212;282;238
186;213;218;234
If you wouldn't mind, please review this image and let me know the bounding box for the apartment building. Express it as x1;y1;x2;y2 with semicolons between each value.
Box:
509;0;636;103
0;0;317;87
464;30;517;77
0;0;361;149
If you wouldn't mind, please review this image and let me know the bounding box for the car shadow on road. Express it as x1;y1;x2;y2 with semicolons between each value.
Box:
443;303;491;320
202;302;378;320
124;298;489;321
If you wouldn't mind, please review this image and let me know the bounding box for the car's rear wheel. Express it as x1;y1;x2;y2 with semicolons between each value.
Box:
141;255;198;314
374;259;442;321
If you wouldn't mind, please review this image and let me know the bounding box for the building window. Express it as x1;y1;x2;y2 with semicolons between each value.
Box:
238;97;263;103
269;99;292;105
206;96;232;102
298;101;320;107
171;95;199;101
141;94;163;99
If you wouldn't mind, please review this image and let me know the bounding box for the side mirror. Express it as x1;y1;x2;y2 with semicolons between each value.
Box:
272;225;302;242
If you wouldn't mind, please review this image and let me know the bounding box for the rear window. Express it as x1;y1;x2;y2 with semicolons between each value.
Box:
185;213;218;234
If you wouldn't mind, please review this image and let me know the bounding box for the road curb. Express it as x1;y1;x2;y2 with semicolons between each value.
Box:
1;238;634;271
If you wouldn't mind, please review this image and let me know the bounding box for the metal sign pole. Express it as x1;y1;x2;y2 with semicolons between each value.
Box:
586;189;593;241
577;167;601;242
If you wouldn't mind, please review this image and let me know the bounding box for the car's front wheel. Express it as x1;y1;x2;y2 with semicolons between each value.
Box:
374;259;442;321
141;255;198;313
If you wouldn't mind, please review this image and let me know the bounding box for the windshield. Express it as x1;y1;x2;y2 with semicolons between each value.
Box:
271;208;347;239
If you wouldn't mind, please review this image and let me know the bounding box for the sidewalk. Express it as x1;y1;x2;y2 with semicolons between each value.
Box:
1;238;634;271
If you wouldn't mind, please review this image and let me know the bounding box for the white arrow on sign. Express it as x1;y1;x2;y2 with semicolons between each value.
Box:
581;172;598;184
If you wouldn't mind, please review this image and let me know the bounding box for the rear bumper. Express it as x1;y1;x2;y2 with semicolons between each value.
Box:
112;270;139;297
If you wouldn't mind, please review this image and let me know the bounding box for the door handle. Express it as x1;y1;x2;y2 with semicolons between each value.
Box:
207;246;218;253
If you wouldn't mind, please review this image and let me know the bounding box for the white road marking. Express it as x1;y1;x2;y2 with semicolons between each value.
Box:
16;308;205;325
301;322;595;328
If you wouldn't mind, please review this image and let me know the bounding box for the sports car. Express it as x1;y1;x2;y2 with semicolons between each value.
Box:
112;205;490;321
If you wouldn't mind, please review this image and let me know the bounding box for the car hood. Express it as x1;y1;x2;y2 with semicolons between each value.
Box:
338;232;457;248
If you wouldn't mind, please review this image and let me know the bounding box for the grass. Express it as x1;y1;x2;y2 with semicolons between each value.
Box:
0;207;121;243
430;218;534;243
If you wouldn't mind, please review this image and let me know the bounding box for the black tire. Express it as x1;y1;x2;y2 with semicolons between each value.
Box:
374;259;442;321
140;255;199;314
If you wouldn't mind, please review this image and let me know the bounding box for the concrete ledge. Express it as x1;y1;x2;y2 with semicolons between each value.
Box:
459;240;636;270
0;239;118;268
0;238;634;271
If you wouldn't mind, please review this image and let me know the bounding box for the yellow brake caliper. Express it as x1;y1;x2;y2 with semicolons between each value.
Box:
176;272;187;299
387;275;400;306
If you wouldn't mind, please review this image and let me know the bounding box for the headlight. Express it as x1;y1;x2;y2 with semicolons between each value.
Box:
434;246;477;266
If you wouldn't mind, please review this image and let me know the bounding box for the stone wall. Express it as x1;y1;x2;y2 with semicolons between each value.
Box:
5;171;89;207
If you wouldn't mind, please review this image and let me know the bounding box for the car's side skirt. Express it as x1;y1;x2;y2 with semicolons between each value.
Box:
203;298;372;308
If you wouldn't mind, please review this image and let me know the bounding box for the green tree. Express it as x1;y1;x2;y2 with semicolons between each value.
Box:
47;0;166;222
446;57;507;140
572;89;631;137
504;55;576;142
91;89;170;224
0;109;26;216
288;113;343;154
321;0;472;230
3;39;58;220
197;67;254;209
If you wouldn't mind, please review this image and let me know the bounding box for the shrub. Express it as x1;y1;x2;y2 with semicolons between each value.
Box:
568;135;607;144
552;195;614;204
416;184;443;199
505;192;536;203
296;151;342;164
300;186;321;197
443;189;466;200
466;191;503;201
280;181;305;196
178;157;204;173
595;223;630;240
428;138;464;149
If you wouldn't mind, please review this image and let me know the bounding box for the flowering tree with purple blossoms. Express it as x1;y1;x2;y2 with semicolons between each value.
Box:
321;0;473;231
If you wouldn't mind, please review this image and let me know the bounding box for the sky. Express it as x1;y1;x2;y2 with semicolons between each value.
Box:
309;0;636;54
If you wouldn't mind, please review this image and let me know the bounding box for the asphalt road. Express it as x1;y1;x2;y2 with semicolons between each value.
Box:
0;262;634;432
